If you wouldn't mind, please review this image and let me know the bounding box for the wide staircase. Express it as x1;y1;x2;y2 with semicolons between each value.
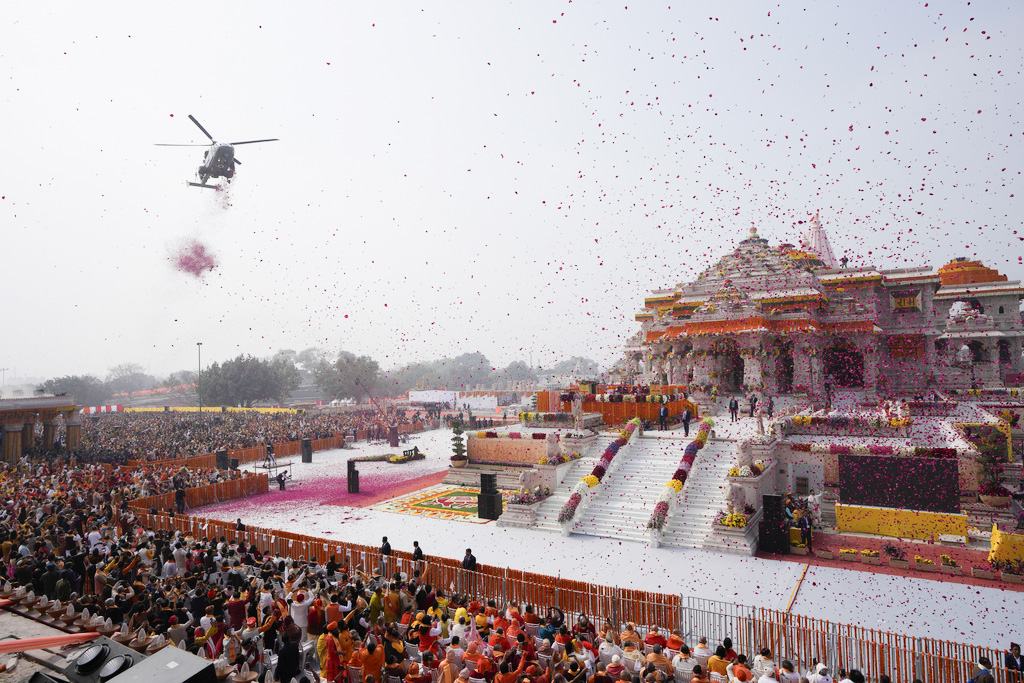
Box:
659;440;736;549
532;435;618;532
568;437;692;543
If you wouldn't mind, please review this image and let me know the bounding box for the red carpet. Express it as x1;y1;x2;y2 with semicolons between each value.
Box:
320;470;448;508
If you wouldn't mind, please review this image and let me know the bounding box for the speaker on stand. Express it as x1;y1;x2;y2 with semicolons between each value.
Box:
301;438;313;463
347;460;360;493
215;449;229;470
477;472;503;520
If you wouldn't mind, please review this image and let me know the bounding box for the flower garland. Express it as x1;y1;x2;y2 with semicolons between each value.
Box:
539;450;582;466
713;511;748;528
646;418;715;531
789;443;959;458
780;415;912;434
557;418;641;524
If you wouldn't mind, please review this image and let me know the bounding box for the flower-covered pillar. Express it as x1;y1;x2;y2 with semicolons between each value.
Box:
741;335;766;391
691;342;714;386
860;337;880;393
792;337;814;393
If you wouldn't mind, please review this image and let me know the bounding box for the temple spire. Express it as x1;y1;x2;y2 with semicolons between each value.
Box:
802;211;838;268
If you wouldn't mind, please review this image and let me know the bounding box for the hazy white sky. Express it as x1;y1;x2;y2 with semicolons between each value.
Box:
2;2;1022;381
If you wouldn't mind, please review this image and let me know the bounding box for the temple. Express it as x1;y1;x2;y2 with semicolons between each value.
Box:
626;214;1024;398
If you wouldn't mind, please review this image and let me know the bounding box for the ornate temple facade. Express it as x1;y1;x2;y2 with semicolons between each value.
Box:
626;215;1024;397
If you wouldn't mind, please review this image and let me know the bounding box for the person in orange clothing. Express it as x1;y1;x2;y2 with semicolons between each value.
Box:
665;630;684;652
619;623;641;646
489;628;511;652
463;641;486;668
645;645;674;676
598;620;618;645
494;648;527;683
522;606;541;625
474;654;497;683
554;626;574;645
360;639;385;683
324;623;344;682
405;662;432;683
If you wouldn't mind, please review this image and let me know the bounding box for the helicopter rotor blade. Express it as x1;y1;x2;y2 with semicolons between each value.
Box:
229;138;279;145
154;143;212;147
233;158;242;165
188;115;215;142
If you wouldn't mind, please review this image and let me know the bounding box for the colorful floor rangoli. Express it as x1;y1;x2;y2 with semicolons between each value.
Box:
372;484;516;524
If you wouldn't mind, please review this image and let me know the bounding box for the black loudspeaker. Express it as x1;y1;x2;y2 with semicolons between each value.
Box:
477;492;503;520
759;494;791;554
480;473;498;494
215;449;229;470
99;644;215;683
229;457;240;470
62;636;147;683
301;438;313;463
347;460;359;493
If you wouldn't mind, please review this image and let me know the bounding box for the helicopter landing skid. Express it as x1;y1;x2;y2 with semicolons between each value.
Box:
188;181;219;189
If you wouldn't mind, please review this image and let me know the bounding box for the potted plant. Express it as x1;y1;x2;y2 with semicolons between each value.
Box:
450;423;468;468
884;542;909;569
839;549;860;563
993;559;1024;584
972;564;997;580
791;542;808;556
814;548;834;560
860;549;881;566
939;555;962;576
914;555;936;572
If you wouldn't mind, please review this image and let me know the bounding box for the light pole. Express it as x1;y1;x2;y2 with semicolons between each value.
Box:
197;343;203;413
0;368;7;389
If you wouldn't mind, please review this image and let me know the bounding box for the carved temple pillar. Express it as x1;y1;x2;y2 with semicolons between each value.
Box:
21;421;35;454
3;425;23;465
65;414;83;452
793;346;813;393
42;421;60;450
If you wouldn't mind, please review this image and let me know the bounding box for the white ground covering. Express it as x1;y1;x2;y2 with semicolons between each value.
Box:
198;426;1023;648
238;429;453;479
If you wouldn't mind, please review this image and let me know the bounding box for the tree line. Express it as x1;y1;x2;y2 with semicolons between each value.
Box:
40;350;600;407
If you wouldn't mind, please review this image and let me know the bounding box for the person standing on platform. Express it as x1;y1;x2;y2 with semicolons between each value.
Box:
658;404;669;431
462;549;476;570
681;407;691;437
380;536;392;576
766;396;774;419
748;394;758;418
729;397;739;422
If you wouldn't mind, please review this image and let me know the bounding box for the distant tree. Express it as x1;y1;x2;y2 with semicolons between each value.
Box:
545;357;600;377
313;351;380;401
201;354;301;407
439;352;493;390
106;363;152;396
295;347;332;379
41;375;110;407
493;360;537;383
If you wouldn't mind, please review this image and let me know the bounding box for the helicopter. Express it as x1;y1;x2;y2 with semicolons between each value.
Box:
155;115;278;189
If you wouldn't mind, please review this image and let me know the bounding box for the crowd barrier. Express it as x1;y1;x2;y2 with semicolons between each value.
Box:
128;474;269;513
126;503;1017;683
125;422;429;470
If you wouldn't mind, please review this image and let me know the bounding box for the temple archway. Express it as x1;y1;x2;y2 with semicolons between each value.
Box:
968;340;989;363
824;340;864;388
714;339;744;391
997;339;1011;364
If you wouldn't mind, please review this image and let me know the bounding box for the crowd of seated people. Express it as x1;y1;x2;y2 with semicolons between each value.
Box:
0;450;926;683
22;408;428;464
